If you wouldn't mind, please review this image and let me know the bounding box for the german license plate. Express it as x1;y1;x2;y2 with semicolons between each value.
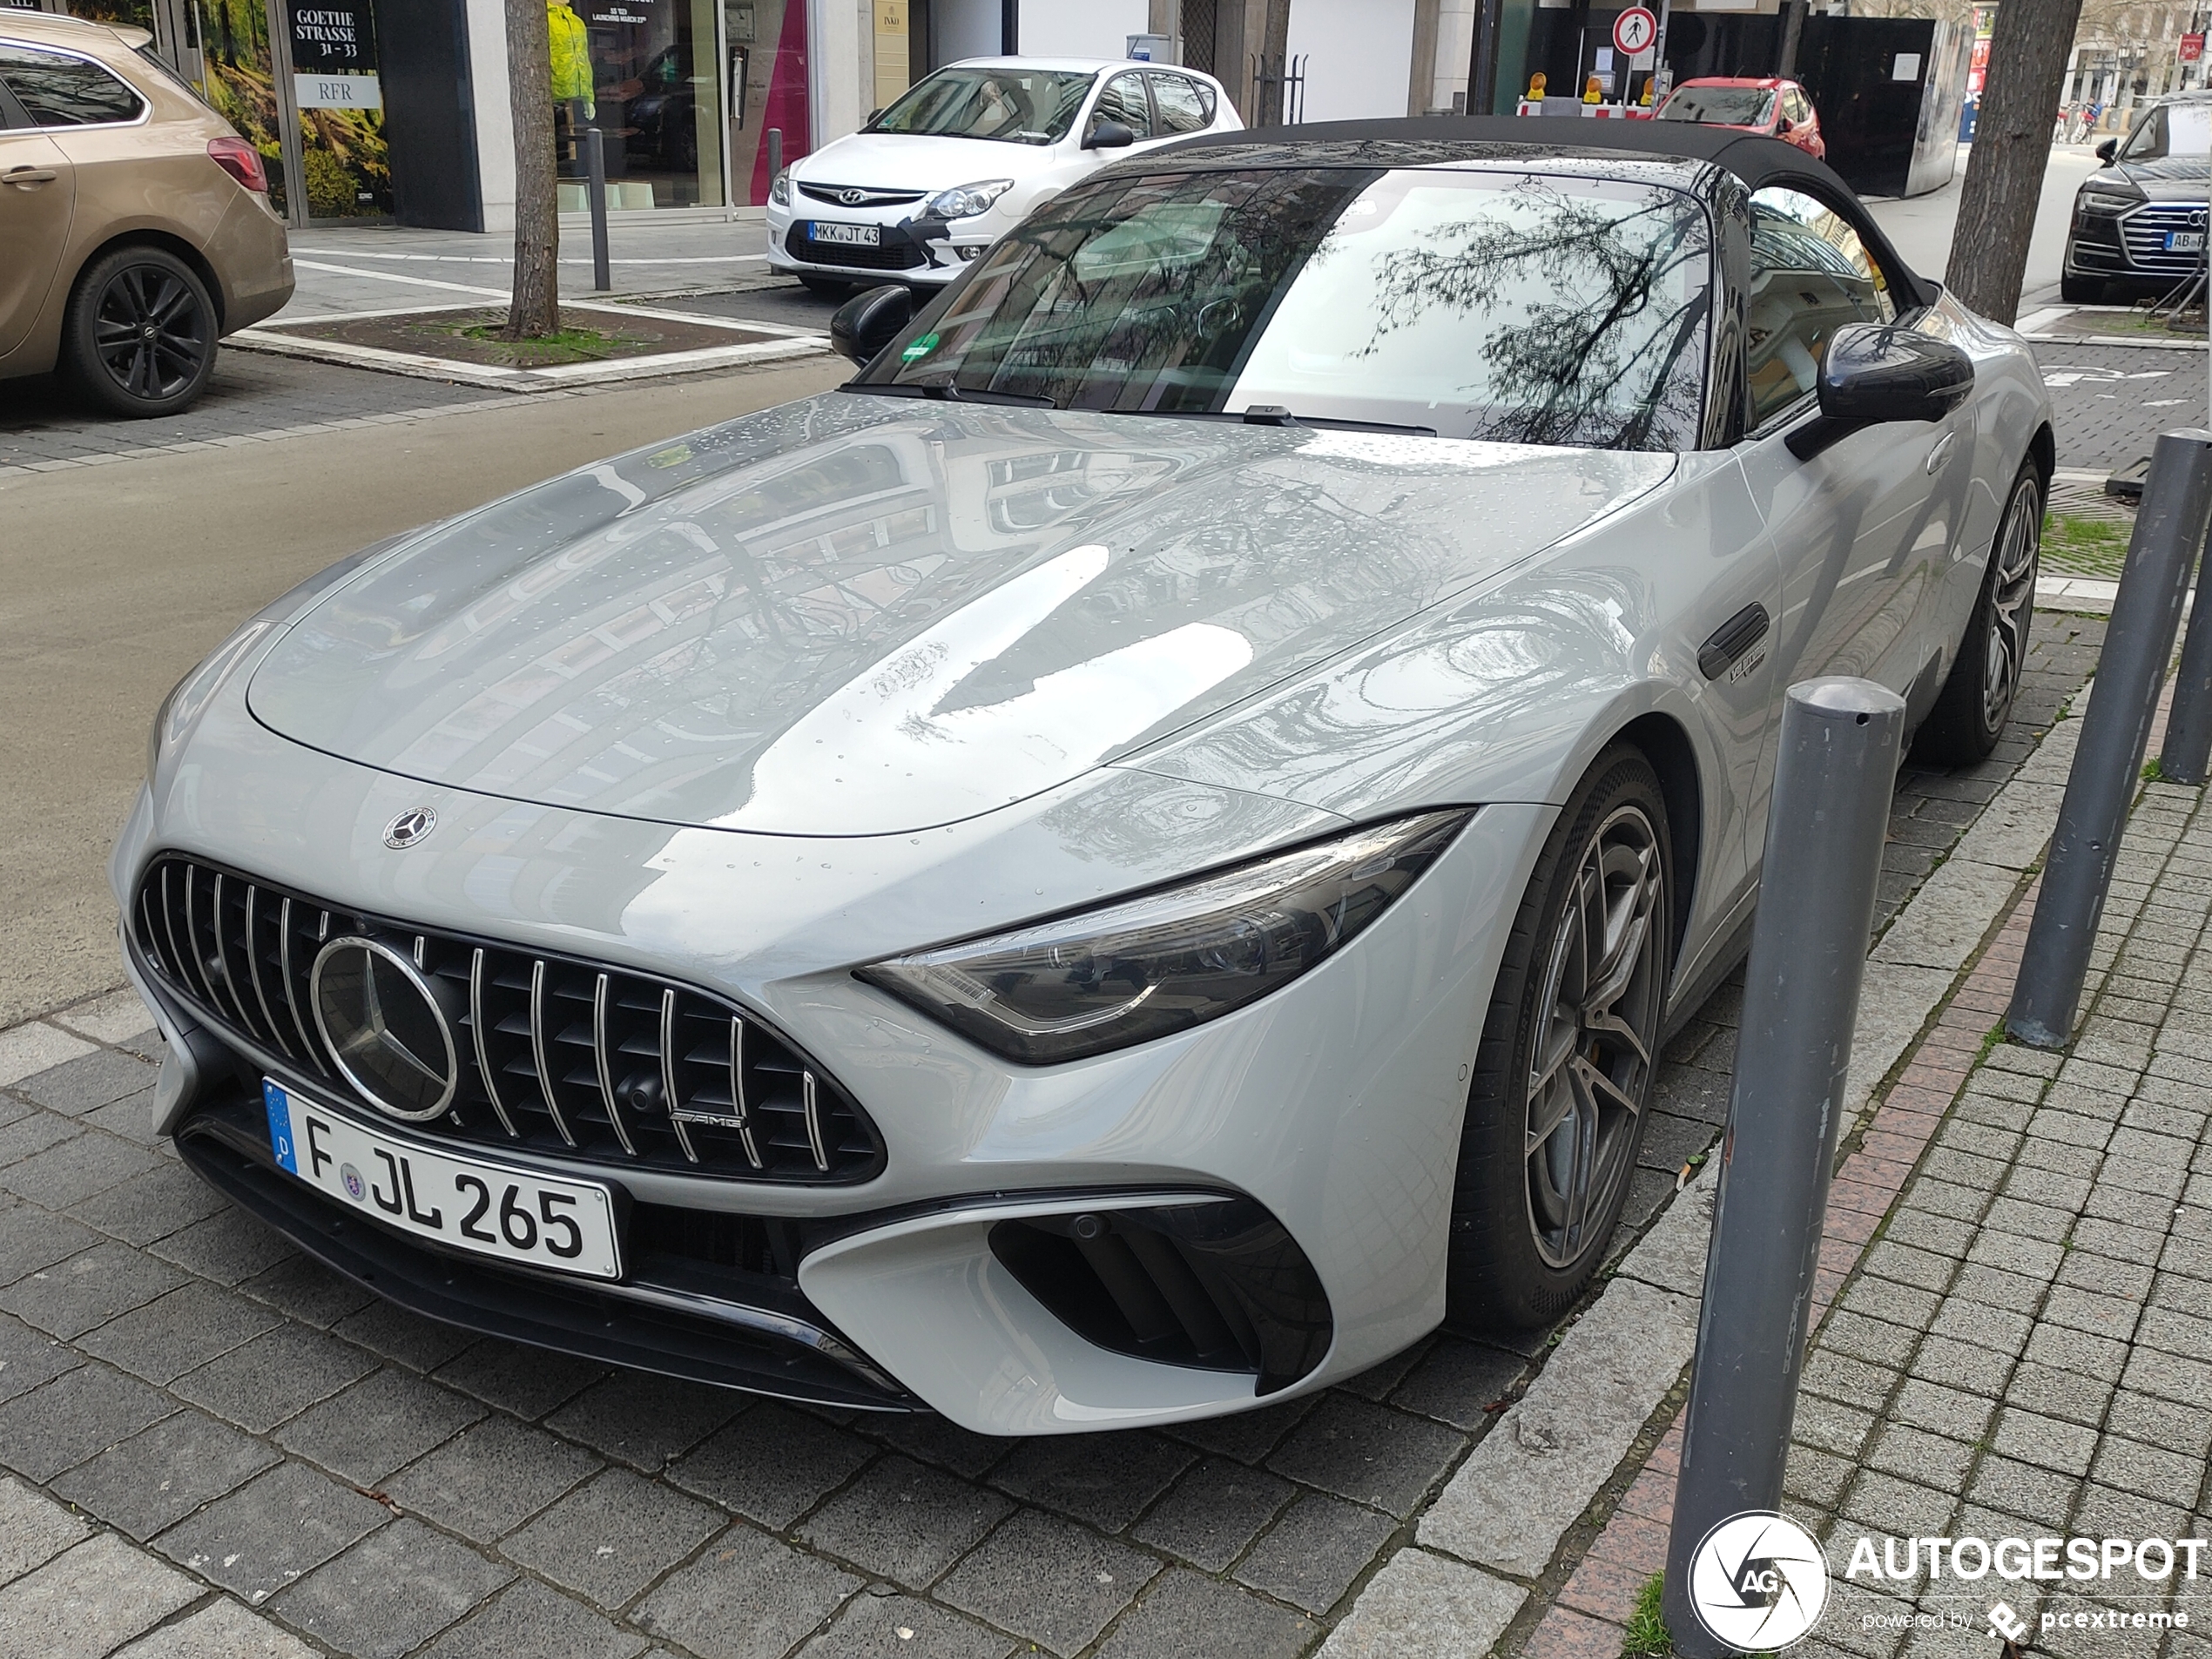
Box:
2166;231;2205;252
264;1079;620;1279
808;220;880;246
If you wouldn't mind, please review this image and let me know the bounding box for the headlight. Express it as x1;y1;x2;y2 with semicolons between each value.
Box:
2078;188;2142;213
859;811;1470;1064
924;179;1015;220
769;168;792;206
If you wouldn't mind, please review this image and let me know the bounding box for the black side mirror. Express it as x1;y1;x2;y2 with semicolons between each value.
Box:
866;107;883;124
1085;118;1136;150
2096;137;2119;162
1787;323;1974;461
1777;117;1793;134
829;284;914;366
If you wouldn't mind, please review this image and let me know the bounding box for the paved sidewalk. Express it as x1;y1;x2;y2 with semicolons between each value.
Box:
0;610;2112;1659
1518;693;2212;1659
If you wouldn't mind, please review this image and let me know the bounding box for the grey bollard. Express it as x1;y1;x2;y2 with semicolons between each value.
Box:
2009;429;2212;1047
1662;678;1905;1659
2159;528;2212;786
583;125;612;293
766;126;783;194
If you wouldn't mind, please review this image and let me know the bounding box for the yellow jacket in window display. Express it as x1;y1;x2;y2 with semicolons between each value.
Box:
549;2;592;108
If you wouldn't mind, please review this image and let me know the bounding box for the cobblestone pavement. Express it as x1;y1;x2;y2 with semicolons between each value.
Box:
0;354;505;475
0;610;2111;1659
1516;672;2212;1659
2033;341;2211;474
1777;779;2212;1659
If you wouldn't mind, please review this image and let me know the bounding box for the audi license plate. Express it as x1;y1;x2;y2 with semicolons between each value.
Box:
2167;231;2206;252
808;220;880;246
264;1080;620;1279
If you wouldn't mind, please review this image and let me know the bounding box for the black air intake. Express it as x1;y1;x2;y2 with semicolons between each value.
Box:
988;1197;1332;1393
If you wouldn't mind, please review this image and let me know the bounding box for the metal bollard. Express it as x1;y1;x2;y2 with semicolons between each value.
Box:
766;126;783;194
2159;529;2212;786
1662;678;1905;1659
2009;429;2212;1047
583;125;612;293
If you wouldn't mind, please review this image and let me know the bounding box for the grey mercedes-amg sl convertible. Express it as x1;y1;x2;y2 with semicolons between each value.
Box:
118;119;2050;1434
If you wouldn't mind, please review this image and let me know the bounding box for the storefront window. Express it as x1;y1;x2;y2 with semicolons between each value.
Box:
287;2;389;217
557;0;725;210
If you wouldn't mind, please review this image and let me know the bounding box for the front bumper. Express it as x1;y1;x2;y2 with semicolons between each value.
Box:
115;716;1539;1431
764;201;990;286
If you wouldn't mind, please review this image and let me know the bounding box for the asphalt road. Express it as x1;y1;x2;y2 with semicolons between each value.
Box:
0;354;847;1028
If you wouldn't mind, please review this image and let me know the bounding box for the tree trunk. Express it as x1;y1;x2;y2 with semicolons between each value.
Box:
503;0;560;340
1947;0;2087;322
1258;0;1292;124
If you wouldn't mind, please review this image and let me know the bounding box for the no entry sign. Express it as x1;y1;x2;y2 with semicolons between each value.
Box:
1614;7;1658;56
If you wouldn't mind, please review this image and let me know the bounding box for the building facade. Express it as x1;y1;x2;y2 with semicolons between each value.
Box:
7;0;1973;233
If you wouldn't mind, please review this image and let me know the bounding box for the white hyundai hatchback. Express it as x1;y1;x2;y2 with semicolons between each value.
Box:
765;57;1240;293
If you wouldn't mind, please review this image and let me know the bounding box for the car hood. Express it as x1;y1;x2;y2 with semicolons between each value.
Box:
793;130;1059;192
246;397;1674;836
2096;158;2210;199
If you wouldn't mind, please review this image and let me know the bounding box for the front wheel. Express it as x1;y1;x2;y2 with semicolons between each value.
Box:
1914;461;2040;765
1447;747;1673;1328
60;246;218;418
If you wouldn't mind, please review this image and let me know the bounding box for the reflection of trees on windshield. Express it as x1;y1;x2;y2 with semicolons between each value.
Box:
867;166;1709;450
1356;179;1708;448
907;171;1368;413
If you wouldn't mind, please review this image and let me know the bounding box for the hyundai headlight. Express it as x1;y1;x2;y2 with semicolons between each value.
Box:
769;168;792;206
924;179;1014;220
860;811;1471;1064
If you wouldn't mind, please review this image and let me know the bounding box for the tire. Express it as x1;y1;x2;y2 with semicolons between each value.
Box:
2060;273;2105;304
1447;746;1674;1328
60;246;218;418
799;274;854;299
1913;461;2040;766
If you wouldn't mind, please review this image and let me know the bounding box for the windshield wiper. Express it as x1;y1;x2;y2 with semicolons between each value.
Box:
842;382;1056;408
1107;407;1442;437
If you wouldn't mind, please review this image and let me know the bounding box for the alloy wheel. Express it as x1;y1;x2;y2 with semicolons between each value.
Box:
1981;478;2040;732
91;264;211;404
1524;804;1666;1270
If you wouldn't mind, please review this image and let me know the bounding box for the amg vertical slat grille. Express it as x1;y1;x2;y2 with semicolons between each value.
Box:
133;853;885;1184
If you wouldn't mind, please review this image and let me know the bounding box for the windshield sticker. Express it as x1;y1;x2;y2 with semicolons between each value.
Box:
901;334;941;364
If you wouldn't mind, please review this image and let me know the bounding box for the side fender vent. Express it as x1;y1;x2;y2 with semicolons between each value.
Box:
988;1197;1332;1394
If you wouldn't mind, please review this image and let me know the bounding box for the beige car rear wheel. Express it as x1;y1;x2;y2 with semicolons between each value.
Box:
61;246;217;419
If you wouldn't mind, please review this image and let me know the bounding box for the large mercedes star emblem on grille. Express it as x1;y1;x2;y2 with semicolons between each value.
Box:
309;936;461;1122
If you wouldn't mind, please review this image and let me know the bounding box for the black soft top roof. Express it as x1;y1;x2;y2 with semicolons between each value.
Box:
1139;115;1935;307
1157;115;1855;195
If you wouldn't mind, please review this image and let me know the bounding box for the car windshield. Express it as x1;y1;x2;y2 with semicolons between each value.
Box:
2121;102;2212;159
856;165;1712;451
1659;86;1776;126
870;66;1096;145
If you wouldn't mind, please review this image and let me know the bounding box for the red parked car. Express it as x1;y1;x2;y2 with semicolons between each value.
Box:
1656;77;1825;158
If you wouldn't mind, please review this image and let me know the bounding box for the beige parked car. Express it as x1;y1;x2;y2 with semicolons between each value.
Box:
0;12;292;417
